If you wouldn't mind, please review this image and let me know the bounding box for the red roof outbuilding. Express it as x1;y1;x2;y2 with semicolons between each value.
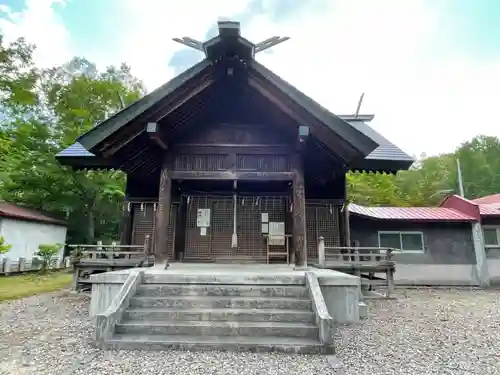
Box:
0;201;66;226
348;203;477;222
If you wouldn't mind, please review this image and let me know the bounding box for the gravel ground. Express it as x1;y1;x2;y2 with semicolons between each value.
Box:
0;288;499;375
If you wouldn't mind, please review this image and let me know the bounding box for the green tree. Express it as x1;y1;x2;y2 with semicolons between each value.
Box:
36;243;62;271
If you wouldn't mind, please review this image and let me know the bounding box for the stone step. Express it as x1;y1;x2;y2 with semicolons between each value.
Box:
142;273;305;285
129;296;312;310
114;321;318;338
106;334;334;354
123;307;315;323
136;284;309;298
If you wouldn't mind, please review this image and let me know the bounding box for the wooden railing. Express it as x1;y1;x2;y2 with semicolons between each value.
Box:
317;236;396;267
69;235;152;262
317;236;397;298
68;235;153;292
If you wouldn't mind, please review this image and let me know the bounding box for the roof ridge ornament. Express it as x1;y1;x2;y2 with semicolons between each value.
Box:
172;21;289;60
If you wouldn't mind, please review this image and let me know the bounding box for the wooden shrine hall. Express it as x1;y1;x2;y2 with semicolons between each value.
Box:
56;21;413;268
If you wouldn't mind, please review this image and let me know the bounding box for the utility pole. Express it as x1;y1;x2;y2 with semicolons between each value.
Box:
456;158;465;197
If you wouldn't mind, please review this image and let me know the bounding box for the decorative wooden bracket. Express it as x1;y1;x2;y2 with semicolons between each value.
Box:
299;125;310;144
146;122;168;150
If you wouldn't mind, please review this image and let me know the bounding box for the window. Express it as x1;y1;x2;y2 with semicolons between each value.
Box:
378;231;424;253
483;227;500;247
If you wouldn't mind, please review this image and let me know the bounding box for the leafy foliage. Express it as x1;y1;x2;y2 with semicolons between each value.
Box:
0;37;144;244
36;243;62;270
0;235;12;255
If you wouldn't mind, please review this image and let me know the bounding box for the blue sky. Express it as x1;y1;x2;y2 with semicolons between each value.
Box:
0;0;499;157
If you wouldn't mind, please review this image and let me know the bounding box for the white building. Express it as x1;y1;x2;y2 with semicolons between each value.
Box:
0;201;67;265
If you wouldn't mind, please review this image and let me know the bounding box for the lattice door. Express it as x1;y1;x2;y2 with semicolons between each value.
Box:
210;197;234;259
237;196;289;261
184;196;212;259
306;204;341;260
184;196;234;260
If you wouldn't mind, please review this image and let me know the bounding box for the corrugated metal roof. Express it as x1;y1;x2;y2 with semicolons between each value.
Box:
56;142;94;158
472;194;500;205
0;202;67;226
349;203;476;221
478;204;500;216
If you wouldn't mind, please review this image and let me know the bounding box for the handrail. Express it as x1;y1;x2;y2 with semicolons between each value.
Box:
317;236;397;266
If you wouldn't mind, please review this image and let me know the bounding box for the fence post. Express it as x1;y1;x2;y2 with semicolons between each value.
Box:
19;257;26;272
3;258;11;275
318;236;325;266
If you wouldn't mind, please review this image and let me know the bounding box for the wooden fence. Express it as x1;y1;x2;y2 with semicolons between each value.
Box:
316;236;397;297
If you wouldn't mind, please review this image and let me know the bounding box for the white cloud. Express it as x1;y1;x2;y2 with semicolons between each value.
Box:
113;0;252;92
237;0;500;157
0;0;72;67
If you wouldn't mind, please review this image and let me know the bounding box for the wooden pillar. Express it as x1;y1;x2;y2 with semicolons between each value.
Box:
344;203;351;247
344;178;351;247
155;154;172;264
292;152;307;268
119;203;133;245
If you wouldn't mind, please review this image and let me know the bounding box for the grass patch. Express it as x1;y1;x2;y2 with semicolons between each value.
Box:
0;271;73;302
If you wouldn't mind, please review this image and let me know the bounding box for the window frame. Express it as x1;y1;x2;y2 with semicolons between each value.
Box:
482;226;500;248
377;231;425;253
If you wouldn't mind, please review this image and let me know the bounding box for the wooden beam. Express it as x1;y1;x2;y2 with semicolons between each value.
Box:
248;77;310;128
172;144;292;155
147;122;168;150
248;76;352;163
102;129;144;157
155;154;172;265
291;152;307;268
170;171;295;181
98;75;214;156
154;78;214;123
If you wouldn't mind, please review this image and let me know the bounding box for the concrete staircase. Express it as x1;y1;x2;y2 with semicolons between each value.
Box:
105;278;334;354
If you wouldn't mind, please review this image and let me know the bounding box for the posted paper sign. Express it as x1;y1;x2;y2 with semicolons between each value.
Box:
269;222;285;246
196;208;211;227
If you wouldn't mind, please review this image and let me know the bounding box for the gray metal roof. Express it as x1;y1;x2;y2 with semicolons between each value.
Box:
57;142;94;157
346;120;414;171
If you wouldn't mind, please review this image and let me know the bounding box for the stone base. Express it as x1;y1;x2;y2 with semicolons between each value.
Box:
89;264;362;325
101;335;335;354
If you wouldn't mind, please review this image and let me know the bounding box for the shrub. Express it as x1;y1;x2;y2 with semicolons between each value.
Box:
0;236;11;255
36;243;62;271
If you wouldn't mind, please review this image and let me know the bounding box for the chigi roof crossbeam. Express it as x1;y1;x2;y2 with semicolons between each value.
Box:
172;20;289;61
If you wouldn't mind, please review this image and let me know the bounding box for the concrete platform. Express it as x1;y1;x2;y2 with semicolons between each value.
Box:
90;263;361;325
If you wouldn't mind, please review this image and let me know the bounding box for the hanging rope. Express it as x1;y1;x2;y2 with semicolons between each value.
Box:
231;192;238;248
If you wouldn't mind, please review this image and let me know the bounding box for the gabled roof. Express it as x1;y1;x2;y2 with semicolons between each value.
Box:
57;21;413;175
349;203;476;222
0;201;67;226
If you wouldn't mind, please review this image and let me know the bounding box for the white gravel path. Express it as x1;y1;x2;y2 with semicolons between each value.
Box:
0;287;499;375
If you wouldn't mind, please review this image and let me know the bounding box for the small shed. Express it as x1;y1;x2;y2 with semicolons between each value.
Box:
0;201;67;265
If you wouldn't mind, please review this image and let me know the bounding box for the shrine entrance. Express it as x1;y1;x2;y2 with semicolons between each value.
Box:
180;181;292;263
